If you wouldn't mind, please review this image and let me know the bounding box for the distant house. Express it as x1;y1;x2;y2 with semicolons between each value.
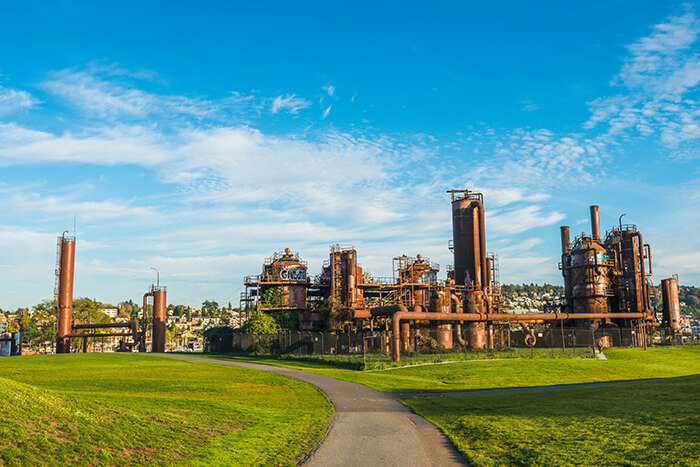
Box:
101;308;118;319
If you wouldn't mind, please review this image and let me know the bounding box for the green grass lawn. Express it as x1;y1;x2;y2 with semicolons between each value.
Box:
0;353;333;466
210;346;700;393
402;375;700;466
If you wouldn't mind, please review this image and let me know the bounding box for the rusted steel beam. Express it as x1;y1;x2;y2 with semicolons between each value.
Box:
66;333;133;338
73;322;132;329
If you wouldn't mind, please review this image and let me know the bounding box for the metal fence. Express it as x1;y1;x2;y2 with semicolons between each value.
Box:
207;326;696;369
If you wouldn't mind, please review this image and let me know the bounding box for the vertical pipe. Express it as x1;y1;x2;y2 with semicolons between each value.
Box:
560;226;571;254
152;288;167;352
590;205;601;241
661;278;681;333
140;292;150;352
56;236;76;354
472;207;481;288
477;202;488;292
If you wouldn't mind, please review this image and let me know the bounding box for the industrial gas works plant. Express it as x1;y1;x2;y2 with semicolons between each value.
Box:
54;232;167;354
243;189;682;361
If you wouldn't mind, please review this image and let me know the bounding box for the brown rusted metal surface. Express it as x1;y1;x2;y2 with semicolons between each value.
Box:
56;235;76;354
449;190;487;289
559;205;664;331
152;286;167;353
661;277;681;333
560;226;571;254
66;332;134;338
73;322;133;329
589;205;601;241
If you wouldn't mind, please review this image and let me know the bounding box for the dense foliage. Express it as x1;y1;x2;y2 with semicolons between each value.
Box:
243;310;280;334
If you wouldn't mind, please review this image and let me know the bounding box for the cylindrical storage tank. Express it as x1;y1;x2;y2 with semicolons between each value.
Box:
56;236;76;354
661;278;681;333
152;287;167;353
466;322;487;349
436;324;453;349
590;205;601;241
451;196;486;288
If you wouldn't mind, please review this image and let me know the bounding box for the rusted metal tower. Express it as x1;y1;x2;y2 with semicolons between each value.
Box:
55;233;76;354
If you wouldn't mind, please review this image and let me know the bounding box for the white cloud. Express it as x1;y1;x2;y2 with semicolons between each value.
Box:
270;94;312;114
322;83;335;96
585;11;700;151
0;85;39;116
322;105;332;119
42;69;221;119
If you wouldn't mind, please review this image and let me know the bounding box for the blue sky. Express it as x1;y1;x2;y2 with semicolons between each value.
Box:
1;1;699;309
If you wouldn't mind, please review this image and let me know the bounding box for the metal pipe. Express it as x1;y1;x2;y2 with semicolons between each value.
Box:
56;234;76;354
477;201;488;291
590;205;601;241
371;304;408;316
560;226;571;254
519;321;536;347
66;332;136;338
152;287;167;353
631;232;649;315
451;294;467;346
73;322;134;329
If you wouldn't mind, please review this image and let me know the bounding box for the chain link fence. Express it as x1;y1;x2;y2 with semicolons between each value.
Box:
206;327;697;370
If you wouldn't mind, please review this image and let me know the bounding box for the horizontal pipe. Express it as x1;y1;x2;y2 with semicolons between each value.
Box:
73;322;133;329
371;305;408;316
65;333;135;338
353;309;371;319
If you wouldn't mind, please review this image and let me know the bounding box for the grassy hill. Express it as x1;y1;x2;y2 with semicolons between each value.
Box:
0;353;332;466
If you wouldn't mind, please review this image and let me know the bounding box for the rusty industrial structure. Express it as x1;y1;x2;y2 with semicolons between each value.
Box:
53;232;168;353
55;233;76;353
242;189;684;361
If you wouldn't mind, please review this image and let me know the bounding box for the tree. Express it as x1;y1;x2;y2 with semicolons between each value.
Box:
261;287;285;308
73;298;110;323
201;300;220;317
243;310;279;334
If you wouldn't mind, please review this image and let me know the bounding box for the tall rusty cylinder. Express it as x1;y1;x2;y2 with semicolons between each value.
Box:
450;190;488;349
560;226;571;254
450;191;487;289
152;286;167;353
661;278;681;334
56;235;76;354
589;205;601;241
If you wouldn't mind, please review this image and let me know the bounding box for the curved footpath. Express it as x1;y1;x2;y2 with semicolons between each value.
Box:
166;355;466;467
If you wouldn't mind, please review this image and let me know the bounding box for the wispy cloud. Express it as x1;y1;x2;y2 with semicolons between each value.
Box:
322;83;335;96
270;94;312;114
322;105;332;119
585;10;700;151
0;85;39;116
520;99;541;112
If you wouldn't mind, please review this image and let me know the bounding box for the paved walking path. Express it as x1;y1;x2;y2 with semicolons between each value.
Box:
166;355;466;467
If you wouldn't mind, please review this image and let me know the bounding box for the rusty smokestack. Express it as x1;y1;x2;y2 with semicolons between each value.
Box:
56;234;76;354
560;226;571;254
661;277;681;334
152;286;167;353
590;205;601;242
